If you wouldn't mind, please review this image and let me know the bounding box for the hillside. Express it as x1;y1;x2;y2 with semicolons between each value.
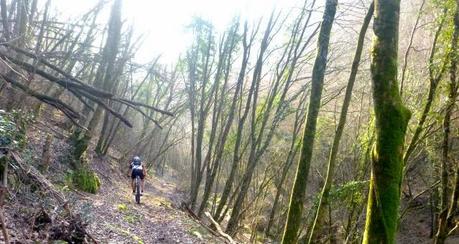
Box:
0;114;221;243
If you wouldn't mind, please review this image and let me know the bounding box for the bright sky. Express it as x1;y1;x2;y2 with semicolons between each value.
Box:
52;0;302;63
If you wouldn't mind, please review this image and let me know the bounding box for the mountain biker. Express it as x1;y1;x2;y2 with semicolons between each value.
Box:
127;156;146;194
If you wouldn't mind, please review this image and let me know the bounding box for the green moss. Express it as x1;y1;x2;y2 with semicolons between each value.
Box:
363;71;411;244
363;0;412;243
70;129;91;162
71;168;100;194
67;129;100;193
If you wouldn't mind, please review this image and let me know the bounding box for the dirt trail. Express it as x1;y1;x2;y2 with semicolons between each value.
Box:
77;178;211;243
74;161;218;244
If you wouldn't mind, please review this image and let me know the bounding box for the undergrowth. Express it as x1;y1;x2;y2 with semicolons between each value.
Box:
0;109;33;149
70;168;101;194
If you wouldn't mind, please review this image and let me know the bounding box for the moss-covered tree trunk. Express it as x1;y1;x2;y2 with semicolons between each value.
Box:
362;0;411;243
280;0;338;243
308;3;374;243
435;1;459;243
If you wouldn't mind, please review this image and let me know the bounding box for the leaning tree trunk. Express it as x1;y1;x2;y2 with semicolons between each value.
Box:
362;0;411;243
225;13;279;235
72;0;122;162
403;7;448;165
308;3;374;243
280;0;338;243
212;24;252;221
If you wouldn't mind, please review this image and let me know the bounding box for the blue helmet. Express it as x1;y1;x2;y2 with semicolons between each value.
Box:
133;156;141;163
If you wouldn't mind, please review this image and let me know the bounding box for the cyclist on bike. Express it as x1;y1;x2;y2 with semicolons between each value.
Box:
127;156;146;194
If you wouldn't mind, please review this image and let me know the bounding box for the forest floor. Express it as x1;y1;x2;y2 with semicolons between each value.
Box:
1;112;222;243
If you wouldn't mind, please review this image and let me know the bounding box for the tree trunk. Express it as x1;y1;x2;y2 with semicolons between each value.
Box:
280;0;337;243
213;23;254;221
188;25;214;209
1;0;10;41
225;13;277;235
308;3;373;242
434;1;459;243
265;86;308;237
198;25;240;216
5;0;28;111
72;0;122;162
362;0;411;243
41;133;53;173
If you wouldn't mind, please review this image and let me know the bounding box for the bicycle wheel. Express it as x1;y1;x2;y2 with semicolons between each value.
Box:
135;176;141;204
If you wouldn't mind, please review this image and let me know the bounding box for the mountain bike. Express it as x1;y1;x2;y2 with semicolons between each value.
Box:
134;175;141;204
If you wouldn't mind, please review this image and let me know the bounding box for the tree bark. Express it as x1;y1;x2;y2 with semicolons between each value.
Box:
72;0;122;162
265;82;309;237
362;0;411;243
198;24;239;216
188;22;215;208
41;133;53;173
281;0;337;243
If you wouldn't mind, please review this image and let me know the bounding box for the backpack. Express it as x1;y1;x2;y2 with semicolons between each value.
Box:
131;160;143;170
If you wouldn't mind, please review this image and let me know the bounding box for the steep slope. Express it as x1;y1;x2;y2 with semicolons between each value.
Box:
1;112;220;243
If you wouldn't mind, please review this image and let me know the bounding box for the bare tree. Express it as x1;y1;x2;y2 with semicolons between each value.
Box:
281;0;338;242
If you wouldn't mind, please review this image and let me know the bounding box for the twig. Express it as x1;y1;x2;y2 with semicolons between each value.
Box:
399;180;440;220
447;223;458;236
115;98;174;117
182;204;235;243
204;212;236;244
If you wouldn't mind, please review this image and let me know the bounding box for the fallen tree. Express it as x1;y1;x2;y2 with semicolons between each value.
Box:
0;43;173;129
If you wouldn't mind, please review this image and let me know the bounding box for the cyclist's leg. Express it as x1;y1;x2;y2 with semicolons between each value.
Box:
141;179;145;192
140;172;145;192
131;179;135;193
131;171;136;193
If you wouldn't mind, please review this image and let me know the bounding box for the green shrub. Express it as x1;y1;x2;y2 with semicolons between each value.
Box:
71;168;100;194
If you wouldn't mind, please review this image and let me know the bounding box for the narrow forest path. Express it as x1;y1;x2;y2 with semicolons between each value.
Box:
74;166;217;243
